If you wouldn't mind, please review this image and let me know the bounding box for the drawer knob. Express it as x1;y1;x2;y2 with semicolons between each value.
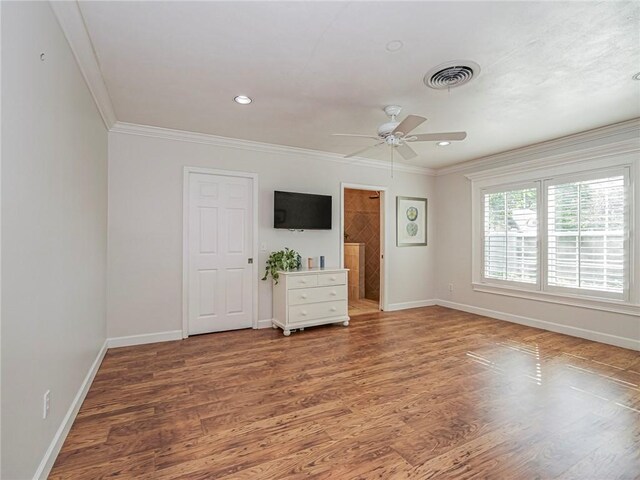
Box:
301;311;307;316
300;280;306;284
330;307;337;312
301;294;308;299
330;276;336;281
330;291;337;296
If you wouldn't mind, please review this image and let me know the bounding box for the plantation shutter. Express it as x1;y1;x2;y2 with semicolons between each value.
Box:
483;186;538;284
547;172;627;295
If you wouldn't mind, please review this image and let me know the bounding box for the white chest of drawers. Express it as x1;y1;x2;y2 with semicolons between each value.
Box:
272;268;350;336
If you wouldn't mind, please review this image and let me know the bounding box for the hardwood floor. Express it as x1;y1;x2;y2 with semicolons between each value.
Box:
50;306;640;479
348;298;379;316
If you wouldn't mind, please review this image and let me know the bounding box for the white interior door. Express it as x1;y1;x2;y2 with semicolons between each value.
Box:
188;172;253;335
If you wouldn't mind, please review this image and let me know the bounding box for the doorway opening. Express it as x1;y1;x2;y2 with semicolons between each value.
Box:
340;184;386;316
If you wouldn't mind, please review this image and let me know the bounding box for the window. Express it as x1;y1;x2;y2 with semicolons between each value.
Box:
547;174;626;297
476;166;632;303
483;186;538;285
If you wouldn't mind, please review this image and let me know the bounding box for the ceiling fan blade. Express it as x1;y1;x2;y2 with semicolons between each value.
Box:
392;115;427;136
396;142;418;160
345;142;384;158
332;133;381;140
409;131;467;142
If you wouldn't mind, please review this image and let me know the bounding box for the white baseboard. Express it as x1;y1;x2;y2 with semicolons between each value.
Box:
385;299;437;312
106;330;183;348
33;329;182;477
257;319;273;329
33;340;108;480
436;299;640;351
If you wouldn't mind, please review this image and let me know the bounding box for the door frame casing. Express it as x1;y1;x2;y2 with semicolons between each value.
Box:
182;166;259;338
340;182;389;311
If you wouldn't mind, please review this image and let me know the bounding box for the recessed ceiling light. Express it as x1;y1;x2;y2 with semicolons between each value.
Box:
234;95;252;105
385;40;403;52
437;141;451;146
633;72;640;81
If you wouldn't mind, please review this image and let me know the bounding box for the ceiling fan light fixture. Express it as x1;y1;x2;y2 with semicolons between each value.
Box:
234;95;252;105
437;141;451;146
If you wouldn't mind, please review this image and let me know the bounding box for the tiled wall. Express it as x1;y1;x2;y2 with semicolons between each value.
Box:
344;189;380;301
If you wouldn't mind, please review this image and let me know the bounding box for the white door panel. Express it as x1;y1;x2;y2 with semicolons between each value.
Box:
188;173;253;335
225;268;245;314
199;207;218;253
226;208;245;254
198;269;218;316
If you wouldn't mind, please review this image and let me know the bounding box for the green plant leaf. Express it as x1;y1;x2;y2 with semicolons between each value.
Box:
262;248;302;284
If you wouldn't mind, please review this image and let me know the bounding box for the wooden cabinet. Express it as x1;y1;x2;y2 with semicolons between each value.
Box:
272;268;350;336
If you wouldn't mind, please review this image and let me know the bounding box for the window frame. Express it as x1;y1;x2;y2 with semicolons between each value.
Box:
469;153;639;316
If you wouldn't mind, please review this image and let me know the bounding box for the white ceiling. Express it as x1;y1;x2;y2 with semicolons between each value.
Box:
78;1;640;169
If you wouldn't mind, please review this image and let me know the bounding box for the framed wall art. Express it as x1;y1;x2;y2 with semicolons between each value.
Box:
396;196;427;246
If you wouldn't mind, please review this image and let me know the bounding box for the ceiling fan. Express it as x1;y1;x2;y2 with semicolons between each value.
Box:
333;105;467;160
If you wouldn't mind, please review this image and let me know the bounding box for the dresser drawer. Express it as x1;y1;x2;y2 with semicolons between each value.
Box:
286;274;318;289
317;272;347;286
289;285;347;305
288;300;347;324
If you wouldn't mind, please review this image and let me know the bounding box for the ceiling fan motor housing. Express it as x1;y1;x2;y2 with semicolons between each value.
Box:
378;121;400;137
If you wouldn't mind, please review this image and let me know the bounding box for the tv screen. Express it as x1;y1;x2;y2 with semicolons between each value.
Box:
274;191;332;230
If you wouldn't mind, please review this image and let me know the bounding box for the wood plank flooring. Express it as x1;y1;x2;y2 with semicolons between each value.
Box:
50;306;640;479
348;298;379;316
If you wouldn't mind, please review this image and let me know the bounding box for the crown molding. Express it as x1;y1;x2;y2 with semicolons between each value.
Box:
465;138;640;182
437;118;640;177
110;122;437;176
50;0;116;129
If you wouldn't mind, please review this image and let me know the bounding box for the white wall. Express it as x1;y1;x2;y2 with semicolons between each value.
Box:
107;130;436;338
435;130;640;349
1;2;108;478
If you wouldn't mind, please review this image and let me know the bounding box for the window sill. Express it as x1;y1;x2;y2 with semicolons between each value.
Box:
472;282;640;317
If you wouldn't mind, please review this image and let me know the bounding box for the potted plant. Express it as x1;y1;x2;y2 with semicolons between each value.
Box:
262;248;302;284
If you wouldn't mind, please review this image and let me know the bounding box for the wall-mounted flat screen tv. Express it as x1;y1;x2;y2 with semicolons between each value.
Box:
274;191;332;230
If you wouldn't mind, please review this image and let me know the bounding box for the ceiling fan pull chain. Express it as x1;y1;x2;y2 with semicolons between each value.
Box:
391;145;394;179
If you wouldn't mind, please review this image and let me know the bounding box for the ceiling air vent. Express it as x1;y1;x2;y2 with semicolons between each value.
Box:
424;61;480;90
